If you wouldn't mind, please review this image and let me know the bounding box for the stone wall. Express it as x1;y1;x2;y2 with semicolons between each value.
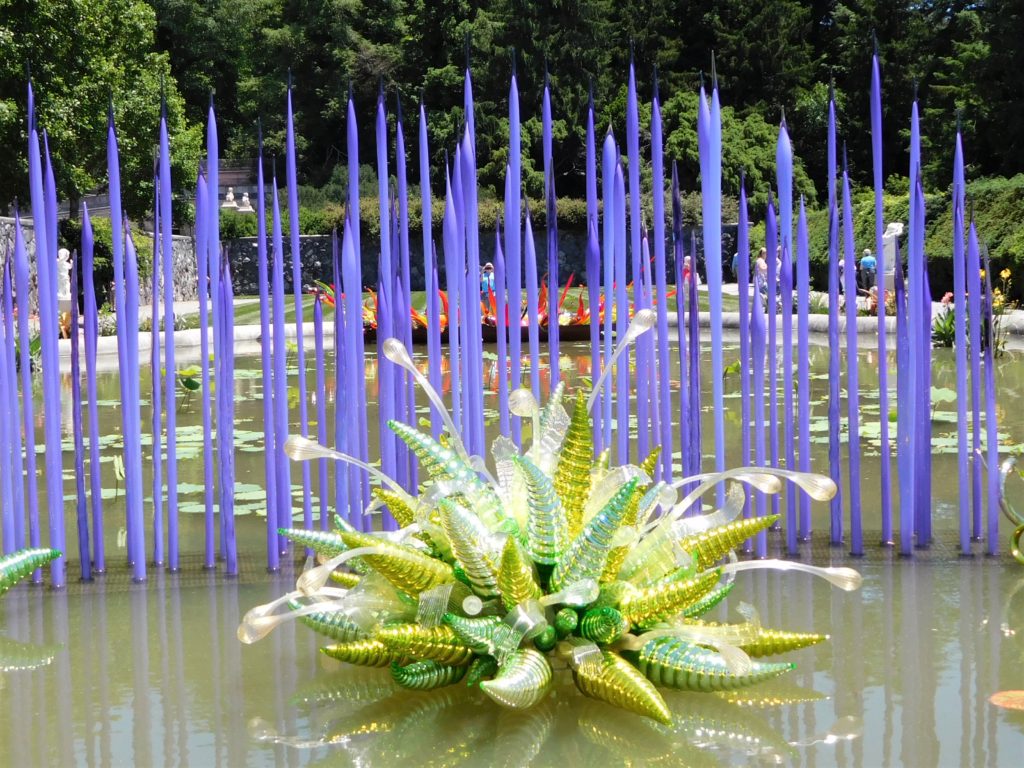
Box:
0;216;198;312
224;224;738;295
4;214;738;313
0;217;40;312
139;234;199;305
225;235;341;295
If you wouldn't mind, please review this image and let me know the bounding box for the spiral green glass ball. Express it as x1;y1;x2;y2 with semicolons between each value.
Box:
579;606;630;645
554;608;579;638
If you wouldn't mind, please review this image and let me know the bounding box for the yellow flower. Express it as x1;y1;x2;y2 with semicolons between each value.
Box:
1001;268;1012;280
980;268;986;279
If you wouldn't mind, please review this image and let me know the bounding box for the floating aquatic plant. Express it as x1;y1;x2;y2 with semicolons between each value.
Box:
240;319;861;723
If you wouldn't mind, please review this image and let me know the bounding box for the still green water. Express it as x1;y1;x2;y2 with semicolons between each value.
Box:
26;336;1024;555
2;561;1024;765
2;336;1024;765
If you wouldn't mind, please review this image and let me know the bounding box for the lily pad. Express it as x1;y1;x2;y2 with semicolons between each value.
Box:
931;386;958;404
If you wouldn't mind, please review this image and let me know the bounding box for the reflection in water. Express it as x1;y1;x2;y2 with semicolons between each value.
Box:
789;714;863;747
660;692;796;763
1001;577;1024;639
576;700;683;765
31;342;1024;570
1;564;1024;765
713;683;827;708
490;705;555;768
0;635;58;672
289;668;399;712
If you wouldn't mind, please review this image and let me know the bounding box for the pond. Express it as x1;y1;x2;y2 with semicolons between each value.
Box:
2;558;1023;765
2;334;1024;766
31;334;1024;556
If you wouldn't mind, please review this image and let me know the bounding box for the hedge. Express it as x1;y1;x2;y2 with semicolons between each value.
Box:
747;175;1024;300
58;175;1024;304
217;190;734;241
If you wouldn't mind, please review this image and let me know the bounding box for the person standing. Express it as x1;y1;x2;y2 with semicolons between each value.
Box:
755;247;769;306
480;261;495;299
860;248;877;291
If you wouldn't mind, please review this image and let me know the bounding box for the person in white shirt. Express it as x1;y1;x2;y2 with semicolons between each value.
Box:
755;247;769;306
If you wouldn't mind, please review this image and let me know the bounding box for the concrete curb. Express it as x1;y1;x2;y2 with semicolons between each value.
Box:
57;302;1024;372
57;321;317;370
665;310;898;335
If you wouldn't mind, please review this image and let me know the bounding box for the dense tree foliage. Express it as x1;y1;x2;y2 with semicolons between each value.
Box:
3;1;1021;224
0;0;200;219
146;0;1019;204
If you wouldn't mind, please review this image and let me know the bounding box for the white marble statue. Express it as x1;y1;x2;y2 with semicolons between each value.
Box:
56;248;72;300
881;222;905;290
221;187;237;208
237;192;254;213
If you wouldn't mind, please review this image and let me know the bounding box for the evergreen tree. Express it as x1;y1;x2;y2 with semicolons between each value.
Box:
979;0;1024;178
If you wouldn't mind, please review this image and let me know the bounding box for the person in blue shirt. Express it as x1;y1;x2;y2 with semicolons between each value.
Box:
859;248;877;291
480;262;495;298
